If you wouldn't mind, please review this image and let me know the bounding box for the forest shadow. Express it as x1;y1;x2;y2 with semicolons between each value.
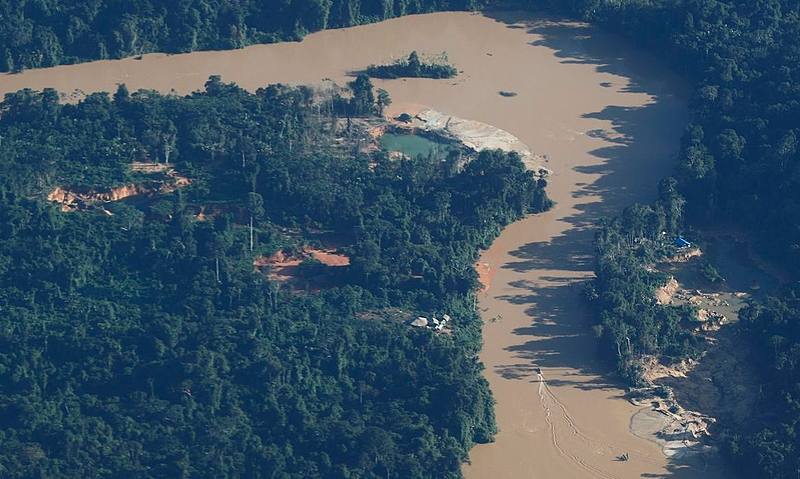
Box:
500;12;670;95
480;11;713;479
481;9;684;373
483;9;685;384
488;11;686;270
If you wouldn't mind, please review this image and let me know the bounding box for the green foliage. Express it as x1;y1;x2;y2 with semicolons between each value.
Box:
346;74;376;116
567;2;800;477
564;0;800;272
0;78;550;478
0;1;483;72
590;178;698;379
699;261;723;283
365;51;458;79
726;284;800;478
376;88;392;116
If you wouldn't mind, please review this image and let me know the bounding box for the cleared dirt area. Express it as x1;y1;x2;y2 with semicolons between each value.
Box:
630;234;777;465
0;12;709;478
47;164;190;211
254;247;350;287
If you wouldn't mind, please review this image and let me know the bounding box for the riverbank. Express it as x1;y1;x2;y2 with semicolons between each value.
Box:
626;231;784;466
0;11;710;478
365;106;550;175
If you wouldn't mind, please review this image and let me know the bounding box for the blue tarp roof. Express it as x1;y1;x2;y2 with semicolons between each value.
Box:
674;236;691;247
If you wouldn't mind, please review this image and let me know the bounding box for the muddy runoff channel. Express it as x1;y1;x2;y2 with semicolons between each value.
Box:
1;11;723;478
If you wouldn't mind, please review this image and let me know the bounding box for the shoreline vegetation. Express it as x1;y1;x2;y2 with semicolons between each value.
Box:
365;51;458;79
0;1;479;73
0;74;551;477
377;107;550;175
568;1;800;477
2;1;800;478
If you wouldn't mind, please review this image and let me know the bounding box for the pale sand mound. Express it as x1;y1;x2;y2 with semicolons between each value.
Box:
655;277;679;305
630;408;715;460
410;109;549;173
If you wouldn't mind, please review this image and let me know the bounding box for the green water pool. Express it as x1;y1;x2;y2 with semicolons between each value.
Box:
379;133;455;159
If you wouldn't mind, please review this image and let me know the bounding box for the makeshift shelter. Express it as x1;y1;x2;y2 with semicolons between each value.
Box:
674;236;692;248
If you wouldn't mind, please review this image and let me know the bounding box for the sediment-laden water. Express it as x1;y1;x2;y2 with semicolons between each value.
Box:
0;12;715;478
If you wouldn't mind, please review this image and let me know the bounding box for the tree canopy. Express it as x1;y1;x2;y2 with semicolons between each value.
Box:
0;77;550;478
0;0;482;72
568;2;800;477
365;51;458;79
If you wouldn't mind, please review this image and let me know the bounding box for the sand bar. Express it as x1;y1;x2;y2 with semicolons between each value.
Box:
0;11;726;478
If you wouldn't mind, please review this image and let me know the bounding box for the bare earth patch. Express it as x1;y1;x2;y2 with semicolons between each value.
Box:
254;247;350;288
48;163;191;211
632;237;770;464
654;276;679;305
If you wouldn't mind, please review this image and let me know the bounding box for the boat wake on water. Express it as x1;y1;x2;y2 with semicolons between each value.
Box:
536;369;661;478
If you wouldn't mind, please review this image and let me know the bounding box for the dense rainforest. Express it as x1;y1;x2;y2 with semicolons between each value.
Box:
2;0;795;274
732;285;800;479
559;0;800;477
3;0;800;477
0;0;481;72
0;77;550;478
589;178;699;383
571;0;800;273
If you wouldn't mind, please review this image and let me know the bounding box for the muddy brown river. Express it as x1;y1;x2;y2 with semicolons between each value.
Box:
0;11;721;478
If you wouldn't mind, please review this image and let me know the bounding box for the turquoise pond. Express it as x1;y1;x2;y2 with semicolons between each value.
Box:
379;133;456;159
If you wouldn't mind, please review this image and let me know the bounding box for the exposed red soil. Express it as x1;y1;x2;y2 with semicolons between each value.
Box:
308;248;350;266
254;247;350;286
48;165;190;211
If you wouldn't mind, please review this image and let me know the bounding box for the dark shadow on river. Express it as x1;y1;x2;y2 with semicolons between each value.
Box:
482;11;735;479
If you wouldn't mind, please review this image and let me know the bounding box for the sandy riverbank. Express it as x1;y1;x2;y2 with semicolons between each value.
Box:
0;11;722;478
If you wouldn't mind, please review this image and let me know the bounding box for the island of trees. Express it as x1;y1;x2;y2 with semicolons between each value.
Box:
3;0;800;477
365;51;458;79
0;75;550;478
0;0;481;72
